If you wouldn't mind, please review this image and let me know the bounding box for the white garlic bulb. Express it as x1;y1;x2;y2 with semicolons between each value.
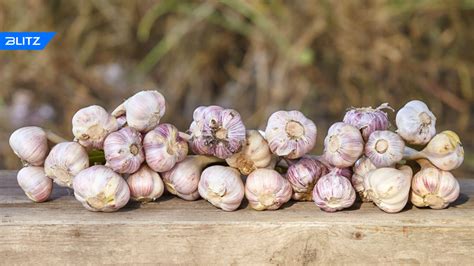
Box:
351;156;376;202
104;127;145;174
225;130;273;175
323;122;364;168
312;169;356;212
363;165;413;213
396;100;436;145
17;166;53;203
364;130;405;167
72;105;119;149
198;165;244;211
411;159;459;209
244;169;292;211
112;90;166;133
73;165;130;212
44;142;89;188
127;165;164;202
403;130;464;171
9;126;49;166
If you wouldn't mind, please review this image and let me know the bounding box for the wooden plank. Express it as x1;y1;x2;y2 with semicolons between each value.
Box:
0;170;473;264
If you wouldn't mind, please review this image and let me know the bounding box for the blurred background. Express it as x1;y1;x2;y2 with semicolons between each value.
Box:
0;0;472;176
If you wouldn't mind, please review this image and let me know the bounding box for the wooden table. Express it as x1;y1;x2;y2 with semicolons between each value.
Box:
0;170;472;264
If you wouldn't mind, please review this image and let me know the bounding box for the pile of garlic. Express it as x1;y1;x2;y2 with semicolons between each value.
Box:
9;91;464;213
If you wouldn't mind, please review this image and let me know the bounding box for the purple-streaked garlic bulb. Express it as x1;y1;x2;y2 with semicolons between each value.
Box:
312;169;356;212
73;165;130;212
161;155;221;201
245;169;292;211
396;100;436;145
198;165;245;211
143;123;188;172
72;105;119;149
364;130;405;167
351;156;376;201
44;142;89;188
286;157;328;201
343;103;392;141
127;165;164;202
323;122;364;168
104;127;145;174
112;90;166;133
9;126;49;166
225;130;273;175
264;110;317;159
189;105;246;159
17;166;52;203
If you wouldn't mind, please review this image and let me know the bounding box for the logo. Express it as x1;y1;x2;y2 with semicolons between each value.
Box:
0;32;56;50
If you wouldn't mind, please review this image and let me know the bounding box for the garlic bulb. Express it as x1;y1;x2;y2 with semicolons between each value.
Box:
312;169;356;212
127;165;164;202
364;166;413;213
44;142;89;187
17;166;53;203
189;105;246;159
244;169;292;211
73;165;130;212
104;127;145;174
9;126;49;166
161;155;221;201
143;123;188;172
351;156;376;201
343;103;392;141
72;105;119;149
286;157;328;201
264;110;317;159
198;165;244;211
323;122;364;168
112;90;166;133
396;100;436;145
364;130;405;167
225;130;273;175
403;130;464;171
411;159;459;209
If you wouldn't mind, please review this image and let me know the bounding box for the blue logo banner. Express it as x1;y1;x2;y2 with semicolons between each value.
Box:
0;32;56;50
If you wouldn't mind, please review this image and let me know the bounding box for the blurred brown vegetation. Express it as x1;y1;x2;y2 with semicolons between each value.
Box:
0;0;473;175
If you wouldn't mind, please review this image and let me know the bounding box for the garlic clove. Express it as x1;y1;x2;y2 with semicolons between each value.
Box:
198;165;244;211
72;105;119;149
143;123;188;172
323;122;364;168
343;103;393;141
312;169;356;212
286;157;328;201
351;156;377;202
9;126;49;166
264;110;317;159
73;165;130;212
244;168;292;211
396;100;436;145
44;142;89;188
127;165;164;203
104;127;145;174
364;130;405;167
17;166;53;203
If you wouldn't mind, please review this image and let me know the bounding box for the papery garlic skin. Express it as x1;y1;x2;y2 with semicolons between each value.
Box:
365;130;405;167
104;127;145;174
73;165;130;212
411;160;459;209
44;142;89;188
112;90;166;133
396;100;436;145
9;126;49;166
72;105;119;149
127;165;164;202
265;110;317;159
312;169;356;212
225;130;273;175
143;123;188;172
351;156;376;201
364;166;413;213
198;165;244;211
189;106;246;159
343;103;392;141
245;169;292;211
286;157;328;201
17;166;52;203
323;122;364;168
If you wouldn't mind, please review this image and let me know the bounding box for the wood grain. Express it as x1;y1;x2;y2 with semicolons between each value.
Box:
0;170;473;264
